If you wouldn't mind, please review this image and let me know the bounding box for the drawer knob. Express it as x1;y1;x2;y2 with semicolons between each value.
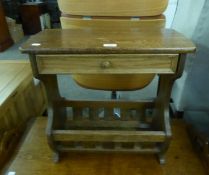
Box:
101;61;111;69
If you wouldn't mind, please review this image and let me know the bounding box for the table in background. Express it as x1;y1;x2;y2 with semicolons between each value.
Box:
20;2;50;35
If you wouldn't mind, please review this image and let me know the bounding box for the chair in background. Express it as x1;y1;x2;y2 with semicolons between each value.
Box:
58;0;168;93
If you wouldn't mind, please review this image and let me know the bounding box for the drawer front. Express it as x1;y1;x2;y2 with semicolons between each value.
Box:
36;54;178;74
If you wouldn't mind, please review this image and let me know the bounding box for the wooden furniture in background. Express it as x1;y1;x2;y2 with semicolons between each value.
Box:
6;17;24;43
20;26;195;164
0;2;13;52
4;118;207;175
20;2;47;35
0;60;47;169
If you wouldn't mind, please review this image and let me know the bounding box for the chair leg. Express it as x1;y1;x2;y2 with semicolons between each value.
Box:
111;91;121;118
53;151;60;163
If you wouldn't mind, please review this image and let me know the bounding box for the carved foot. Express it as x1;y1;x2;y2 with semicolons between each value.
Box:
53;152;60;163
158;154;166;165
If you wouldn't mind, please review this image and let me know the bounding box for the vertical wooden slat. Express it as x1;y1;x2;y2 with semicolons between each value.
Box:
104;108;113;121
134;143;142;149
115;142;122;149
140;107;146;123
8;103;18;127
73;107;83;120
82;107;89;119
120;108;129;121
95;142;103;149
89;107;99;120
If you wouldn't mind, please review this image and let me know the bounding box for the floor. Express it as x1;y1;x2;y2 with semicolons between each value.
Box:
0;38;28;60
3;117;207;175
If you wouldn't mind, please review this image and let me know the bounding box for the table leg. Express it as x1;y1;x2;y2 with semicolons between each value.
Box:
40;75;67;162
152;54;186;164
152;75;174;164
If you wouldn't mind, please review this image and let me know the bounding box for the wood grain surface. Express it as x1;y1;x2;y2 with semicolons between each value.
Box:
20;28;196;54
59;15;166;90
4;118;207;175
60;16;166;30
0;2;13;51
36;54;178;74
57;0;168;17
0;60;47;170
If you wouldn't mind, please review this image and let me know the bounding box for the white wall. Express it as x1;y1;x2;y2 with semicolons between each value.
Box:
171;0;209;112
164;0;178;28
159;0;209;112
172;0;205;38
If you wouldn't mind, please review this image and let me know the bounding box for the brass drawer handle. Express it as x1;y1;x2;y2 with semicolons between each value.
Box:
100;61;111;69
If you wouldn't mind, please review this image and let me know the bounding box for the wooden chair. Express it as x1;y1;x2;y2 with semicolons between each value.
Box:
58;0;168;91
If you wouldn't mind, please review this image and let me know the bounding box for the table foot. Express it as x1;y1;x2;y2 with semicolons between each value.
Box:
53;152;60;163
158;154;166;165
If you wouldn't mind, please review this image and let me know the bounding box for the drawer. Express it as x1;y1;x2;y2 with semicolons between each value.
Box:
36;54;178;74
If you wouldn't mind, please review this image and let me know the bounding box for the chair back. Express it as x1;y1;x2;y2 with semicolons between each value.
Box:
57;0;168;91
58;0;168;17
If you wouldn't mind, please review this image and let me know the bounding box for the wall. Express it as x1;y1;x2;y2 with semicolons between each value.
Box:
171;0;209;112
164;0;178;28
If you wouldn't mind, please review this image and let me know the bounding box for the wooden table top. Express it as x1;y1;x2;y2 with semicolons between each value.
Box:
20;28;196;54
4;118;206;175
